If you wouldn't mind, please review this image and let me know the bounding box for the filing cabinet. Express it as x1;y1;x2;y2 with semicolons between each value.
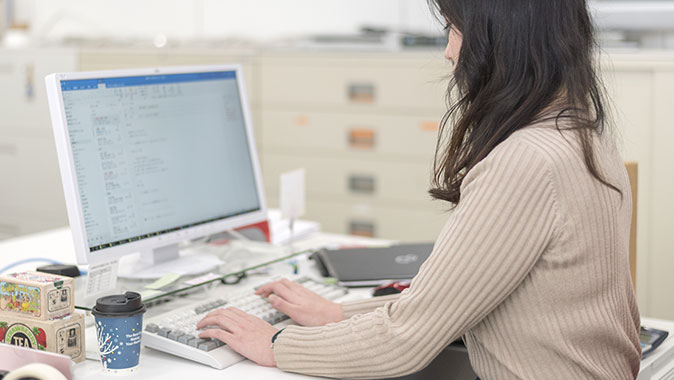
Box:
0;135;68;236
259;52;450;240
3;45;674;323
1;48;450;241
0;136;66;219
3;49;674;321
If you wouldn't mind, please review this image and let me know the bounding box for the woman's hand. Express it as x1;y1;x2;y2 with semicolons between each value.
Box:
196;307;278;367
255;278;344;327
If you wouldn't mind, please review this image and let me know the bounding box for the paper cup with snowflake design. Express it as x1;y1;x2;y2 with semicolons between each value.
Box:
92;292;146;374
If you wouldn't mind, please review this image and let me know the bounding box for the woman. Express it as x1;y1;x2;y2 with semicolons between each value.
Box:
196;0;642;378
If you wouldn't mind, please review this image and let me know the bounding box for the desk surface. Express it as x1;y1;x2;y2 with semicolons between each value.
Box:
0;227;389;380
2;228;674;380
75;258;374;380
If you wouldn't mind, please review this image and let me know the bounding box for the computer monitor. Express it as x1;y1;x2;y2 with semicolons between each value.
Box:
45;65;267;276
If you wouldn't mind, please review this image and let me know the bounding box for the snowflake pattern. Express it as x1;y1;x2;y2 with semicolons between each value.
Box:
95;322;120;369
95;318;143;371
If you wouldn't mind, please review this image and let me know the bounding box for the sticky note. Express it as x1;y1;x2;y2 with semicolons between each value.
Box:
139;289;163;300
145;273;181;290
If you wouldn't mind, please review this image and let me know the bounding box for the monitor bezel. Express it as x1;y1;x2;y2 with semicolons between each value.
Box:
45;64;268;265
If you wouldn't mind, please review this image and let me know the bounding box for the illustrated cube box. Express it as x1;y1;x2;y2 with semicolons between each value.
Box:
0;312;85;363
0;271;74;321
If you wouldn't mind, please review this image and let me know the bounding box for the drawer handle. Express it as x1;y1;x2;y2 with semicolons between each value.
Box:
349;220;376;238
348;128;376;150
348;175;376;194
347;83;376;104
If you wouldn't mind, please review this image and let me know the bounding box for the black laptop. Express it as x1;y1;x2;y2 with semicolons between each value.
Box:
311;243;435;287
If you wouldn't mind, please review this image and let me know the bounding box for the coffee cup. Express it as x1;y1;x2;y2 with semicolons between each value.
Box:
91;292;146;374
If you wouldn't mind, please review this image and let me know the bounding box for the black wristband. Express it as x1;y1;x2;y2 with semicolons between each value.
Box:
271;328;285;344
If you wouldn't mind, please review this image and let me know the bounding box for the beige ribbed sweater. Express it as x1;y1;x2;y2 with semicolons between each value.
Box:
273;121;641;380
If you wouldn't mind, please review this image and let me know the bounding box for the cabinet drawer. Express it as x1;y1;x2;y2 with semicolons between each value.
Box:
260;55;448;111
263;153;433;204
0;203;67;239
305;200;449;242
0;137;67;222
261;110;441;160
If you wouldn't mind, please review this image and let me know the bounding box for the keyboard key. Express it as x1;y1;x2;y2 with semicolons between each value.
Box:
142;277;348;369
198;340;219;351
168;332;183;341
188;338;206;348
262;311;274;322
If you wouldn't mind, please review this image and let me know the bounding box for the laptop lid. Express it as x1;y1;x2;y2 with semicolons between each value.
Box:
315;243;434;287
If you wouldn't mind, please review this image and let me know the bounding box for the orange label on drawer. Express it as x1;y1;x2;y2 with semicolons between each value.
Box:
348;129;376;149
420;121;440;132
349;220;376;238
295;115;310;127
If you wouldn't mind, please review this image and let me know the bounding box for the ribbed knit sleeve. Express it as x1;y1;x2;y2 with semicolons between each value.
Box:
273;140;560;379
341;294;401;319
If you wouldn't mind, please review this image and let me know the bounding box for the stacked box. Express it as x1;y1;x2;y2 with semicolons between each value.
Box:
0;271;84;362
0;271;74;320
0;312;85;362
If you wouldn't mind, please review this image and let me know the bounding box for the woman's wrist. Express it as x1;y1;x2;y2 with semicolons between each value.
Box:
334;303;345;323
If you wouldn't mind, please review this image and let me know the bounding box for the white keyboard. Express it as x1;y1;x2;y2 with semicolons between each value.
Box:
142;277;349;369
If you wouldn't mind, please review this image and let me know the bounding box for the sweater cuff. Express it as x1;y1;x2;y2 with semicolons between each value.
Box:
272;325;311;372
273;323;360;375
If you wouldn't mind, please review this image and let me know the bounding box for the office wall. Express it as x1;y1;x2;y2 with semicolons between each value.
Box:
15;0;674;44
21;0;440;41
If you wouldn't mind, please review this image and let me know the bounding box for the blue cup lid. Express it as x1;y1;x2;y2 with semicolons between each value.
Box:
92;291;146;317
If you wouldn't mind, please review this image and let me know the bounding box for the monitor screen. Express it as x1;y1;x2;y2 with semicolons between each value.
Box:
59;71;261;253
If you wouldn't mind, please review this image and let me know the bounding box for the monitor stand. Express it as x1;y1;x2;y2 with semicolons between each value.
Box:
116;243;223;280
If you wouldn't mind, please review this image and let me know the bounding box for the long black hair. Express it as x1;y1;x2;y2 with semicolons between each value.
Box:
428;0;619;205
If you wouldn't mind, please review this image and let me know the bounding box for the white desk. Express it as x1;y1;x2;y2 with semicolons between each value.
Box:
0;228;387;380
2;228;674;380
